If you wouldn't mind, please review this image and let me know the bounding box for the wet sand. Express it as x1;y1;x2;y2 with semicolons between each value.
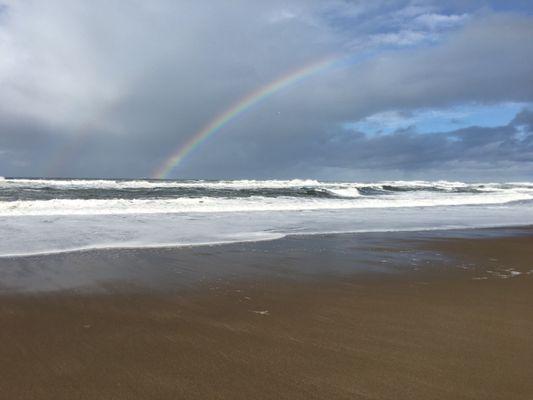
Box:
1;227;532;399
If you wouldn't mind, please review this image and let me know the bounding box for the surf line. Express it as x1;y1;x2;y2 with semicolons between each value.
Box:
153;55;346;179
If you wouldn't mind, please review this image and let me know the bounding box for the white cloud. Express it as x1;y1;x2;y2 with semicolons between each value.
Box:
369;30;435;47
268;9;298;23
414;13;469;30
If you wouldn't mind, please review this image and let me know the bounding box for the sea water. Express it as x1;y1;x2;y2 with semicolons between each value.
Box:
1;178;533;257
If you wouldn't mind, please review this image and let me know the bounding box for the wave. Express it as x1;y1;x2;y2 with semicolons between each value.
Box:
1;190;532;216
0;178;325;189
324;187;361;198
2;179;533;214
2;177;532;190
1;178;532;198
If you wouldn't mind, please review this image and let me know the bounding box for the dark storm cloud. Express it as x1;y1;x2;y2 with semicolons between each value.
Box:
334;109;533;169
0;0;532;179
175;107;533;181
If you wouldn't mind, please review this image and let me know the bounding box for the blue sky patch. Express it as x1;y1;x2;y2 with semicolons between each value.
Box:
348;102;528;135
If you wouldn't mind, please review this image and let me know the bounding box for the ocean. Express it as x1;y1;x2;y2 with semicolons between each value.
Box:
1;177;533;257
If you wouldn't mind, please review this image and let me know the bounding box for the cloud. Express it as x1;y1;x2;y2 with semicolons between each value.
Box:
0;1;532;180
414;13;469;30
361;30;436;48
232;107;533;181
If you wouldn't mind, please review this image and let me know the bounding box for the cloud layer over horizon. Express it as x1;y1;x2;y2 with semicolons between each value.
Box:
0;0;532;180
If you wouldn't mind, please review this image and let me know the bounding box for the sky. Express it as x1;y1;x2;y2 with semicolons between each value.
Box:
0;0;532;181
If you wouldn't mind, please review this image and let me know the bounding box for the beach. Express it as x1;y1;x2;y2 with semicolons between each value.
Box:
2;0;533;397
1;227;532;399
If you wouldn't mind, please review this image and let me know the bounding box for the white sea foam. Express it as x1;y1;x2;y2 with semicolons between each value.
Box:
1;202;533;257
0;189;532;216
324;188;361;198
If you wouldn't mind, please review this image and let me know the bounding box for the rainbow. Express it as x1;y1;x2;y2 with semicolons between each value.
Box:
153;55;342;179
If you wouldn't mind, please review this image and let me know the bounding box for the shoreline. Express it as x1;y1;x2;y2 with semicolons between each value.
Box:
0;225;532;294
1;222;532;260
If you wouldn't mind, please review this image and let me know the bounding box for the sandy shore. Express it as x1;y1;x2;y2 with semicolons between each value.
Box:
1;227;532;399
